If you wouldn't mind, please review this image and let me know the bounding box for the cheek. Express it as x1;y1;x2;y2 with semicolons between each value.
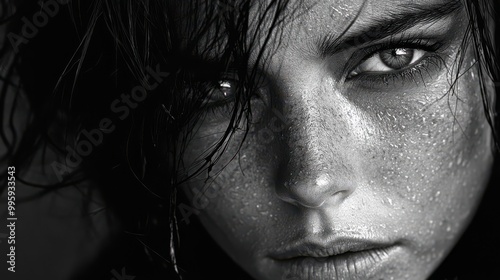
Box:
358;71;493;259
180;113;281;260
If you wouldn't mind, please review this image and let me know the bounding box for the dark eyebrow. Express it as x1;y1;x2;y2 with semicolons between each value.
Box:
316;0;463;56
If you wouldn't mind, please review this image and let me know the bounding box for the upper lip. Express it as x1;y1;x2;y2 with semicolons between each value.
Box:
270;235;395;260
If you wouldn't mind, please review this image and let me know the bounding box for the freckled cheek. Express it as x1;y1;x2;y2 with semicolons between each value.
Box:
361;87;490;217
181;119;280;228
181;131;285;267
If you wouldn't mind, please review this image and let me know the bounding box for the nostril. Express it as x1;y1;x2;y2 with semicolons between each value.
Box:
276;172;336;208
275;187;326;209
275;168;357;209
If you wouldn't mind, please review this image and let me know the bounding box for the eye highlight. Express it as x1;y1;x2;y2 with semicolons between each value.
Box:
349;48;427;78
207;79;237;104
343;38;446;88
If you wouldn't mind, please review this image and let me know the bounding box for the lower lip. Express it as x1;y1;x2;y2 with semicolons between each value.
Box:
276;245;400;279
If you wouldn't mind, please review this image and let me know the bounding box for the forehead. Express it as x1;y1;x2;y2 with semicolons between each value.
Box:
253;0;458;43
178;0;461;64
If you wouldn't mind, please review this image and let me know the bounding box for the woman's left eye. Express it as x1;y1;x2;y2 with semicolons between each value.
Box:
348;48;427;78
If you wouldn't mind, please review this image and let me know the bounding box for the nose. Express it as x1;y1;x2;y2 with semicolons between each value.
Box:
273;72;363;209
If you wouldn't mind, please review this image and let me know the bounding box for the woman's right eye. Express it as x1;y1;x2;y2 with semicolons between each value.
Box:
200;70;268;117
205;78;238;109
211;79;236;101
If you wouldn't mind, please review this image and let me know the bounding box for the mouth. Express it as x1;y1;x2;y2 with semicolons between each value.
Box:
270;236;401;279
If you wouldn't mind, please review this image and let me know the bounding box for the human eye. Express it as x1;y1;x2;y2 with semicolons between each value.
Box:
345;39;445;87
205;76;238;110
201;71;243;117
179;62;243;117
202;70;267;119
349;48;426;76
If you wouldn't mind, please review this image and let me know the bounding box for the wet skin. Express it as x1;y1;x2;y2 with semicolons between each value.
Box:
181;0;494;279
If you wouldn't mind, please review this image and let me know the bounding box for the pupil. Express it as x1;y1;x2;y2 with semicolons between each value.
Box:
219;80;232;97
380;48;414;70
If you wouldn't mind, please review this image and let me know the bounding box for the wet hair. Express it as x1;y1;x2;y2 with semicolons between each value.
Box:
0;0;498;279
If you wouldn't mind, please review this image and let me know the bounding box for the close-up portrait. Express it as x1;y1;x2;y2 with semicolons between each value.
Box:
0;0;499;279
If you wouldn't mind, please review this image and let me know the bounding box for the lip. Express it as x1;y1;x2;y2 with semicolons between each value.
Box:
270;235;400;279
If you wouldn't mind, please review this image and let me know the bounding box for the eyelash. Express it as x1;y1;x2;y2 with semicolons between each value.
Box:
204;81;238;116
345;39;446;87
203;78;261;117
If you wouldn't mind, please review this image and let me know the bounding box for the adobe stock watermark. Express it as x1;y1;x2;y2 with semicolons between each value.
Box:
7;0;71;53
50;64;170;182
178;181;222;225
282;274;300;280
256;106;291;145
178;106;290;224
215;0;236;13
110;267;135;280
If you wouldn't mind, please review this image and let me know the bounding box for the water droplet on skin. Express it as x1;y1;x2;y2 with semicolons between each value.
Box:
387;198;393;206
457;151;463;165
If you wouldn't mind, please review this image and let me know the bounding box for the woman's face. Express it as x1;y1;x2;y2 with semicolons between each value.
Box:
181;0;493;279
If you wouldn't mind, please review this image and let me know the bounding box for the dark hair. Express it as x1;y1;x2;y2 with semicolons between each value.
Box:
0;0;498;279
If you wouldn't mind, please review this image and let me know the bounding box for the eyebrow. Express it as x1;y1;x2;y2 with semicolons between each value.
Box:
316;0;463;56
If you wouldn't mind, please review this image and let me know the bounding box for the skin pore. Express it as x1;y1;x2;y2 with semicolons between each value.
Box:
180;0;493;279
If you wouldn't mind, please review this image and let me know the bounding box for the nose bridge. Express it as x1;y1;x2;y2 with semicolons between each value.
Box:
274;73;361;208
